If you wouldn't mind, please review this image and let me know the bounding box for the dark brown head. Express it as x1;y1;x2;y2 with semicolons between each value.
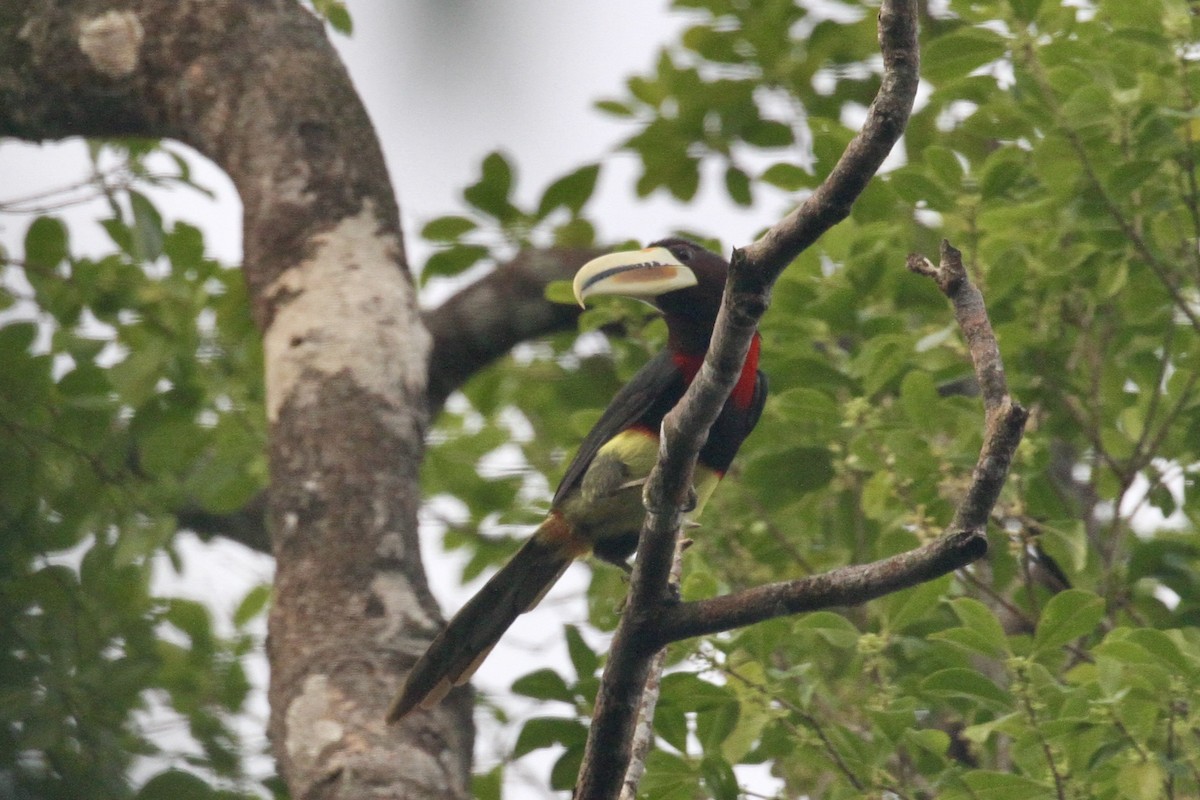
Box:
573;237;730;353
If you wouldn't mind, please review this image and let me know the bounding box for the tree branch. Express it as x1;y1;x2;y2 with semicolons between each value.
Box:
659;530;987;643
422;247;598;413
907;240;1028;534
176;491;271;554
575;2;922;797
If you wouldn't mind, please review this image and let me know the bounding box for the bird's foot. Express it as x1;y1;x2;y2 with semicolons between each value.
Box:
680;485;698;513
664;580;683;605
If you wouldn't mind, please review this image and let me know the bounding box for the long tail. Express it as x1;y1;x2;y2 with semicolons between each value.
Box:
385;516;581;723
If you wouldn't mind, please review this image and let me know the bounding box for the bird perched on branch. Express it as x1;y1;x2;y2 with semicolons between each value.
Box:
386;238;766;723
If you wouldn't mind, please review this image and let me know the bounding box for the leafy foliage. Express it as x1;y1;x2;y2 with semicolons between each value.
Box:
1;143;268;798
424;0;1200;796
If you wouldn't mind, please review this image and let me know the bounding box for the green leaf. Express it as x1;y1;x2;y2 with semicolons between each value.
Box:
760;162;814;190
594;99;634;117
769;387;840;439
421;215;477;242
472;766;502;800
661;673;736;713
57;363;114;410
550;744;585;790
512;716;587;758
699;754;739;800
742;119;793;148
1100;0;1163;31
1115;761;1165;800
1123;629;1195;676
1034;589;1105;652
108;336;173;405
1104;160;1159;196
640;751;700;799
921;145;965;187
883;575;950;633
961;712;1021;746
129;190;165;262
899;370;940;430
695;692;739;752
565;625;599;680
723;165;752;206
463;151;518;222
233;584;270;627
743;446;834;506
921;668;1013;711
1009;0;1043;23
922;28;1008;84
24;216;69;269
553;216;596;247
536;164;600;219
544;279;577;306
324;2;353;34
942;771;1054;800
979;149;1027;199
135;769;214;800
164;598;214;650
421;244;490;283
889;167;952;210
793;611;860;648
666;156;701;200
311;0;353;32
511;668;573;703
946;597;1011;657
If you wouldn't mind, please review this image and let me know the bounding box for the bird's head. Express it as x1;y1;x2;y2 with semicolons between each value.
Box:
572;237;728;319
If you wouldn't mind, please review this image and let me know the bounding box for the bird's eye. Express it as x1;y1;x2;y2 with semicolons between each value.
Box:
675;247;691;262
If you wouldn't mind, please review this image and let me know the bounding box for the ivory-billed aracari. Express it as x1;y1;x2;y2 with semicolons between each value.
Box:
386;238;766;723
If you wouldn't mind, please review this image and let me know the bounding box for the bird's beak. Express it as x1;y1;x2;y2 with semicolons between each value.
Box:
572;246;698;308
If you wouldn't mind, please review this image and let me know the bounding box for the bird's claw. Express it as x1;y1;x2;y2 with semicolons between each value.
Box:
680;485;698;513
664;580;682;605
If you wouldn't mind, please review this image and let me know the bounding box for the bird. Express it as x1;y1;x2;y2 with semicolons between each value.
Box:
386;237;766;723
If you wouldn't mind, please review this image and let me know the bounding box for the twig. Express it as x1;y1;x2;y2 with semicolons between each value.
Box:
617;539;686;800
906;242;1027;535
659;529;985;642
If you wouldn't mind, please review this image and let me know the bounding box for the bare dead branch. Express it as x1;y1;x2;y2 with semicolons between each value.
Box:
907;241;1006;415
423;247;598;413
575;2;922;797
618;539;685;800
907;240;1028;533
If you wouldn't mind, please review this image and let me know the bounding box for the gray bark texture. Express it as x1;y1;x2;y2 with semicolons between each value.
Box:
0;1;475;797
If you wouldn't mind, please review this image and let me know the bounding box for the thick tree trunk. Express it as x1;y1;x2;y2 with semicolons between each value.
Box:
0;1;473;797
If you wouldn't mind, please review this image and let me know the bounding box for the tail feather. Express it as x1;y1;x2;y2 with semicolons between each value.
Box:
386;529;576;723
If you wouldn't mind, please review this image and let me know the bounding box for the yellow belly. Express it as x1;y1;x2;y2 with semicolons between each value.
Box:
555;428;720;552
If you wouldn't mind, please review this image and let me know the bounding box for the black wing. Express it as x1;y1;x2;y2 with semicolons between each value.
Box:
552;349;683;507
